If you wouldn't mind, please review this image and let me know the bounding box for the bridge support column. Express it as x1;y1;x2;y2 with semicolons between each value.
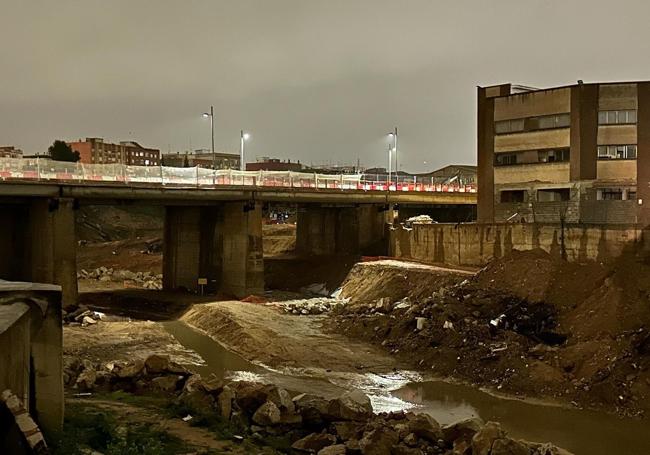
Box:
28;199;78;308
163;202;264;296
296;205;388;257
220;201;264;297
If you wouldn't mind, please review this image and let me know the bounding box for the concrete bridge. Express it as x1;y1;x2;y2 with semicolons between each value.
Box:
0;174;476;307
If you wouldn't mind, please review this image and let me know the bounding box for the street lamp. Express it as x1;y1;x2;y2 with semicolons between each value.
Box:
202;106;215;169
387;127;398;188
240;130;250;171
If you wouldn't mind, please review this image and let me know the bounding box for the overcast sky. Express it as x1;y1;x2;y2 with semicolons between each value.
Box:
2;0;650;172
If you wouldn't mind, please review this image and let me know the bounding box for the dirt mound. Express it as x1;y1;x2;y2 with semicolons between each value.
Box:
328;251;650;417
77;206;163;241
340;260;472;303
77;237;162;274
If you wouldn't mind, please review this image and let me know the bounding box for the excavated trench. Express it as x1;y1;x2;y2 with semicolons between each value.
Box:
162;317;650;455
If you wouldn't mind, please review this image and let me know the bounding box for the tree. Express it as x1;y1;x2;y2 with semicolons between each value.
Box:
48;140;80;162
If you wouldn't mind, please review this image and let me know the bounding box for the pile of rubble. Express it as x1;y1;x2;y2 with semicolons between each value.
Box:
273;297;349;316
63;304;106;326
77;267;163;290
63;354;572;455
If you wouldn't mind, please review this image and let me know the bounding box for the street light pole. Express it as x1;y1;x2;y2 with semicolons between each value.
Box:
202;106;215;169
387;127;398;190
393;126;398;185
240;130;250;171
387;143;392;186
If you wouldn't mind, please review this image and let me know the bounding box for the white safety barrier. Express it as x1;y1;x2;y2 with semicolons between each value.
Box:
0;158;477;193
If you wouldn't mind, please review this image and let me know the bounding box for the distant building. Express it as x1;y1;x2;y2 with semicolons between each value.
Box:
417;164;477;185
246;157;303;172
68;138;160;166
0;146;23;158
162;150;240;170
478;81;650;224
307;163;362;174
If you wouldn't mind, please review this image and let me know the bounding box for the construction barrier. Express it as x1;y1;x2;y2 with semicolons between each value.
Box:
0;158;477;193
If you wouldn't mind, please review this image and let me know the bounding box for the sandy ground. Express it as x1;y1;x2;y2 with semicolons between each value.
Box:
181;300;400;373
64;321;203;366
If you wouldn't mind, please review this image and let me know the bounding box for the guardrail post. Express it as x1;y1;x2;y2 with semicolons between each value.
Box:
160;165;165;186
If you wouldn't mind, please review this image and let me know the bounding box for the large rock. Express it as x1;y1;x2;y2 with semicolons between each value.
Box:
442;417;484;444
525;442;575;455
294;393;331;426
327;390;373;421
331;421;364;442
178;374;215;416
472;421;506;455
405;413;442;442
252;401;281;426
490;438;530;455
217;385;234;420
292;432;338;453
114;359;145;379
151;375;181;392
267;386;295;414
75;369;97;391
232;381;269;413
144;354;170;374
358;427;399;455
318;444;347;455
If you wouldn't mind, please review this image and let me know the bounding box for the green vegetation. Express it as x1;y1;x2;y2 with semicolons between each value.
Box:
48;140;80;162
51;403;189;455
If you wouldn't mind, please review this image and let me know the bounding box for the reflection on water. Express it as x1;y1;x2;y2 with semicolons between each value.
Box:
395;381;650;455
164;320;650;455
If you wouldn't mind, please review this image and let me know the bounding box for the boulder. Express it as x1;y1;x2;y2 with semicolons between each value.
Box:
405;413;442;442
327;390;373;421
217;385;234;420
232;381;269;413
178;374;215;416
292;432;338;453
252;401;281;426
525;442;574;455
358;427;399;455
318;444;347;455
266;386;295;414
331;421;364;441
491;438;530;455
472;421;506;455
114;359;145;379
294;393;331;426
75;369;97;391
442;417;484;444
402;433;418;447
144;354;170;374
151;375;181;392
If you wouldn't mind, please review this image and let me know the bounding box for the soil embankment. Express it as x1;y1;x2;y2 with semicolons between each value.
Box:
328;250;650;417
181;300;399;373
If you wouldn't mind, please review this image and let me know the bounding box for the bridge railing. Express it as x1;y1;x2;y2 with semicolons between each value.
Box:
0;158;477;193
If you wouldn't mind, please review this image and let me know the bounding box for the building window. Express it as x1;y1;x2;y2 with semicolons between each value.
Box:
538;148;570;163
598;110;637;125
495;153;518;166
537;188;570;202
500;190;526;203
597;188;624;200
494;113;570;135
597;144;636;160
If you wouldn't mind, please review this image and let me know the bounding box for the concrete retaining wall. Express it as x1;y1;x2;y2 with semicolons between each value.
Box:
390;222;648;266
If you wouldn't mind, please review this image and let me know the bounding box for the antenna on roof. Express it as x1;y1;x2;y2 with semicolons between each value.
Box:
577;80;584;85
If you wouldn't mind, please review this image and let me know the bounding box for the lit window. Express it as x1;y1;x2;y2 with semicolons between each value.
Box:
597;145;636;159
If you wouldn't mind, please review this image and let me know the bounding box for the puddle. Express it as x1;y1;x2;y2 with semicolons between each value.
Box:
164;320;650;455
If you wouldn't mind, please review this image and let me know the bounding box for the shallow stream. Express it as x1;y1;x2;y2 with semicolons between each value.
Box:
163;320;650;455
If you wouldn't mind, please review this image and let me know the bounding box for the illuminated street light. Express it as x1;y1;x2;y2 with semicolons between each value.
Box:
240;130;250;171
202;106;215;169
386;127;398;188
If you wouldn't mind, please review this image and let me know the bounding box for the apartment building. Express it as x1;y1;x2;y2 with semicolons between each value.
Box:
162;150;240;170
477;81;650;225
0;146;23;158
68;138;160;166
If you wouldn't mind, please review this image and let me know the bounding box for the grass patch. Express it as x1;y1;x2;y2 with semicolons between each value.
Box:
51;402;190;455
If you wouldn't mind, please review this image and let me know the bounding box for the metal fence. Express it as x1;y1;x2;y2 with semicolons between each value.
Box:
0;158;477;193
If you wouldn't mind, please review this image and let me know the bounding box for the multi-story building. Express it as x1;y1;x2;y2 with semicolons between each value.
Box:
68;138;160;166
478;81;650;224
162;150;240;170
246;157;303;172
0;146;23;158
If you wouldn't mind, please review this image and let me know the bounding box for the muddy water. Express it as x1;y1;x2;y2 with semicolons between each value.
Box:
164;320;650;455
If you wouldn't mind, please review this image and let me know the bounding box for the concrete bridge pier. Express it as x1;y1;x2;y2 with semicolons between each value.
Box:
295;204;389;257
0;199;78;308
163;201;264;297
